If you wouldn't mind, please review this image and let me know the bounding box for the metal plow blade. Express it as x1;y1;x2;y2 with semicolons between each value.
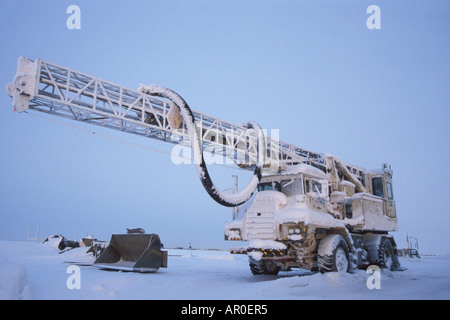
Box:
93;234;167;272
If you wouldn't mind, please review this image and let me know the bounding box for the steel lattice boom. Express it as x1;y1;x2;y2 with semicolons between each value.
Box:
7;57;329;172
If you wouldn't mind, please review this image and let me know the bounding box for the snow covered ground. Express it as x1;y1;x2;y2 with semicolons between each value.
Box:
0;240;449;300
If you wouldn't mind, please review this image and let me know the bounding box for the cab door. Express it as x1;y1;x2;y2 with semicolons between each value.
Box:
371;175;396;218
384;175;396;218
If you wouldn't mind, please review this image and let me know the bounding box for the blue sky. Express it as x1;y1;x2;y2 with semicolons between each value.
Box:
0;0;449;253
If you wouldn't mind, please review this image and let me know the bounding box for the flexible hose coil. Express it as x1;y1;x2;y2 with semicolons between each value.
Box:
139;84;265;207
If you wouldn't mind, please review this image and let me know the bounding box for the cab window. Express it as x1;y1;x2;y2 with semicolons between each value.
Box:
386;182;394;200
372;177;384;198
258;182;280;192
305;179;323;195
312;180;322;194
281;178;303;196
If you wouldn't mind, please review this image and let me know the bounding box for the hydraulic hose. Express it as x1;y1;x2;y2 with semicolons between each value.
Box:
138;84;265;207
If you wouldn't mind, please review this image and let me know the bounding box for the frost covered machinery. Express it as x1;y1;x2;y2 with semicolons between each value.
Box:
94;232;168;272
7;57;403;275
227;161;401;274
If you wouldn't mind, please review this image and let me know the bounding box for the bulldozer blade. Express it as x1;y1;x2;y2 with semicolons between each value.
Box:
93;234;167;272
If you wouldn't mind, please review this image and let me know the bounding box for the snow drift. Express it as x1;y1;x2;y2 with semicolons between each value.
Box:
0;240;449;300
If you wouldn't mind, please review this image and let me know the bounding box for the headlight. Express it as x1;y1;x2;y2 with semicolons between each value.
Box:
281;223;305;241
225;229;242;241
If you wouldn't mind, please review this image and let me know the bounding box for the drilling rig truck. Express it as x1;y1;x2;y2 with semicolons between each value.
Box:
6;56;402;274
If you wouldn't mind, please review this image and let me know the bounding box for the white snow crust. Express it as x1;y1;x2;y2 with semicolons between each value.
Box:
276;201;345;229
281;163;328;180
248;239;287;250
1;240;449;300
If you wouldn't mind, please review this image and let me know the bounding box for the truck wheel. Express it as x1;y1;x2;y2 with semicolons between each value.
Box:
249;257;280;275
378;238;395;271
318;234;350;273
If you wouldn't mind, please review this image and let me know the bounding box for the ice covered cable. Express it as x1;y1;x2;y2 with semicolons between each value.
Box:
138;84;265;207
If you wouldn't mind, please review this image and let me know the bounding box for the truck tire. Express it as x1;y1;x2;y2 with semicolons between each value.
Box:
318;234;350;273
249;257;280;275
378;238;395;271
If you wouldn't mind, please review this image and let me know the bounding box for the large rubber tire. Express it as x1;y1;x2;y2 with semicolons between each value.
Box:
378;238;395;271
249;257;280;276
318;234;351;273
